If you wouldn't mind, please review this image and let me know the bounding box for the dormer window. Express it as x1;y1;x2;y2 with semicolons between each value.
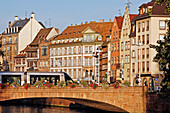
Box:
65;33;67;35
98;36;102;41
78;31;81;34
73;32;76;34
69;33;71;35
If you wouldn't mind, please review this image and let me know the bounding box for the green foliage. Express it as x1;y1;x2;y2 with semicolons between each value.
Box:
101;81;109;90
33;81;43;88
155;0;170;14
10;80;20;88
80;81;88;87
57;81;66;88
122;81;131;87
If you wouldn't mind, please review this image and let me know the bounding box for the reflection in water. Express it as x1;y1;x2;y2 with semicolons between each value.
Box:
0;105;114;113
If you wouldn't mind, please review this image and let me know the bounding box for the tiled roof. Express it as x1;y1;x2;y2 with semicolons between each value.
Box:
55;22;113;40
30;28;53;46
115;16;123;29
152;3;169;15
129;14;138;22
11;19;29;28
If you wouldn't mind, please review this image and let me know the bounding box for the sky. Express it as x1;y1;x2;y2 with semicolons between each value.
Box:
0;0;150;33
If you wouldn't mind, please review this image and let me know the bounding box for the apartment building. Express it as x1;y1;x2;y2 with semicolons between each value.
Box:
1;13;44;71
14;27;58;72
50;20;113;82
110;16;123;82
130;0;170;86
120;7;137;83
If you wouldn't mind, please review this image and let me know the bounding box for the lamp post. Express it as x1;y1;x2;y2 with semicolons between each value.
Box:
93;47;102;85
136;41;142;86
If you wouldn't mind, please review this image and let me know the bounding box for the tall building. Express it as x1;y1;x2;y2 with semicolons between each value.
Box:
129;0;170;86
1;13;44;71
50;20;113;82
110;16;123;83
14;27;58;72
120;7;137;83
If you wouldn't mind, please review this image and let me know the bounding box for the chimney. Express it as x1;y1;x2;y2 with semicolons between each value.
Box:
109;19;112;22
81;22;83;25
19;19;21;20
90;21;96;23
75;24;77;26
71;24;73;26
31;12;35;19
85;21;88;24
15;16;18;21
25;18;27;19
99;19;104;22
9;21;11;27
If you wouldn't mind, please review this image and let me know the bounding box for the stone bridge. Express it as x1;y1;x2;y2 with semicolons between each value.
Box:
0;86;147;113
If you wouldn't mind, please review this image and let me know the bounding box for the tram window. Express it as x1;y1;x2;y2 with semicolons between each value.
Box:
2;75;21;85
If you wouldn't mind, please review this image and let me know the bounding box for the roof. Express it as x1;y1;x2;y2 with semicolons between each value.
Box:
30;28;53;46
11;19;29;28
54;22;113;40
115;16;123;29
15;53;26;58
129;14;138;22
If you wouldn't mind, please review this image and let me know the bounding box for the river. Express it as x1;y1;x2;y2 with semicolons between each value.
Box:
0;105;114;113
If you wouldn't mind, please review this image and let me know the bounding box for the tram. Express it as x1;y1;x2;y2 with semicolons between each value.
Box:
0;71;73;85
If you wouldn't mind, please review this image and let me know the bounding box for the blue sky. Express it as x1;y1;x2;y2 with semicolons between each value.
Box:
0;0;150;33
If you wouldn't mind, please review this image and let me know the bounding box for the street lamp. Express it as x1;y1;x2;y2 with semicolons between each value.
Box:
136;41;143;86
93;47;102;85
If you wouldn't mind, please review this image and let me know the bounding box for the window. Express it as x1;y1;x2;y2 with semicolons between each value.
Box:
23;59;25;64
15;37;18;43
114;43;116;51
112;57;113;65
85;46;88;53
138;36;141;43
147;61;149;72
142;35;145;44
114;57;116;64
112;44;113;52
87;35;91;42
113;32;115;39
73;47;76;54
132;63;135;73
85;58;88;66
89;58;93;65
98;36;102;41
41;46;47;56
89;46;93;53
121;42;124;51
146;48;149;58
132;50;136;58
69;47;71;54
159;34;165;41
147;34;149;44
84;35;87;41
117;42;119;51
10;46;12;51
125;55;127;63
117;56;119;63
4;38;6;45
146;21;149;31
142;48;145;59
142;62;145;72
9;37;12;44
159;20;166;30
142;22;145;32
92;35;94;41
40;62;42;68
127;55;130;63
7;46;9;53
138;22;140;32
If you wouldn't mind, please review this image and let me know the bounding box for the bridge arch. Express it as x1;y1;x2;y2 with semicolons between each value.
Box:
0;86;147;113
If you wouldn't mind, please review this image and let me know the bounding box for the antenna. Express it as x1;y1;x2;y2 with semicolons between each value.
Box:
48;18;51;27
25;11;27;18
45;21;47;26
125;0;132;12
119;9;122;16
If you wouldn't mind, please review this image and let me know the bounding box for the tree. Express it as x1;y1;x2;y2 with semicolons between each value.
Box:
155;0;170;14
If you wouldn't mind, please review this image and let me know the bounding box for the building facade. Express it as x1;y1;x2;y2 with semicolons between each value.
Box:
130;0;170;86
120;7;137;83
50;20;113;82
14;27;58;72
1;13;44;71
110;16;123;82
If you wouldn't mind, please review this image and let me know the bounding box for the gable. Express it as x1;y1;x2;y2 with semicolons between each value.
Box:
82;27;96;34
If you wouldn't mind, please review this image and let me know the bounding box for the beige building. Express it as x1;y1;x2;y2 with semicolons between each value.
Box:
120;6;137;82
1;13;44;71
130;0;170;86
50;20;113;82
